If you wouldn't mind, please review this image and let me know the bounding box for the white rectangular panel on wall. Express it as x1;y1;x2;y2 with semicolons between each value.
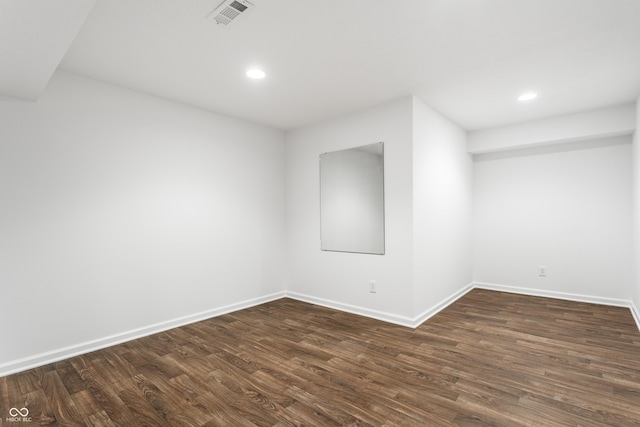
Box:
320;142;384;255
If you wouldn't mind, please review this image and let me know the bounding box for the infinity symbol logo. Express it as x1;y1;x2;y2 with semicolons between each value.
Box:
9;407;29;417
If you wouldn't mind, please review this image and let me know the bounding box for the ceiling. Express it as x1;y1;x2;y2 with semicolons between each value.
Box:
2;0;640;131
0;0;94;100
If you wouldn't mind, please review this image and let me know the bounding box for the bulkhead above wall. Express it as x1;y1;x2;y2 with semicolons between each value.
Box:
467;103;636;155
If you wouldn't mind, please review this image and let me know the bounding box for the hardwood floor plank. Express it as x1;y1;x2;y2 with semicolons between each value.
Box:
195;390;259;427
23;389;58;426
42;370;85;425
70;390;104;423
2;289;639;426
56;361;86;396
285;382;381;426
86;410;118;427
113;376;176;427
70;355;137;426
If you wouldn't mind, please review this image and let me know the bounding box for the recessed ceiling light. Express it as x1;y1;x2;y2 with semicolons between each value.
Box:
246;69;266;79
518;92;538;101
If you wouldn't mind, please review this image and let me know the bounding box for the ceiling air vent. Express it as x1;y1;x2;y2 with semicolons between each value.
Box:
208;0;255;26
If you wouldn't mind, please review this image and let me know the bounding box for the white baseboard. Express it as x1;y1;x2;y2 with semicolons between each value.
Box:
412;282;475;328
285;291;416;328
473;281;632;307
286;283;475;329
631;301;640;332
3;283;638;378
474;282;640;333
0;291;286;378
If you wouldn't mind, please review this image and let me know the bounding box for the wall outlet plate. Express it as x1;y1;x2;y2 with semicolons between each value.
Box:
539;266;547;277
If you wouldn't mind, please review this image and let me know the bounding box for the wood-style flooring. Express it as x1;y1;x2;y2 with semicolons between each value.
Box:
1;289;640;426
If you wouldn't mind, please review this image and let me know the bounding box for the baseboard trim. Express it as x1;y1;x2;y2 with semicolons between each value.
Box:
473;282;632;308
0;291;286;378
284;291;416;328
3;283;638;377
474;282;640;333
286;283;475;329
412;282;475;328
630;301;640;332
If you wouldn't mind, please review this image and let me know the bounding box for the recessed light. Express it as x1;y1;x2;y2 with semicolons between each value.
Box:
518;92;538;101
246;69;266;79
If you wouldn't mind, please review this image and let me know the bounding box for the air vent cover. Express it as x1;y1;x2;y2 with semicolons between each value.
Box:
208;0;255;26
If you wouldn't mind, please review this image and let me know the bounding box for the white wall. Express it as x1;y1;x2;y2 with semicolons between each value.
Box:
633;95;640;320
3;69;637;375
473;138;633;302
285;97;415;322
412;97;473;317
0;71;285;373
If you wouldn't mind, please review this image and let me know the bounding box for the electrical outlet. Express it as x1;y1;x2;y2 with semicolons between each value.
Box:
538;266;547;277
369;280;376;293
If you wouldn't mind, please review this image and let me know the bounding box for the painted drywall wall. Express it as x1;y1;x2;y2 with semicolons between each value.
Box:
0;71;285;371
633;95;640;319
412;97;473;317
468;104;636;154
285;97;415;322
473;138;633;302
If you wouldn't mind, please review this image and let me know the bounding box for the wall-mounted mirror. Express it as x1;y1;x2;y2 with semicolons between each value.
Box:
320;142;385;255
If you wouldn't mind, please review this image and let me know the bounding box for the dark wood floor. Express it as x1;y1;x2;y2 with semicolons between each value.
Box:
2;289;640;426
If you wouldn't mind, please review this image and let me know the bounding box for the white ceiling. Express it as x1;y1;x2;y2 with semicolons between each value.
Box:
2;0;640;130
0;0;94;100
